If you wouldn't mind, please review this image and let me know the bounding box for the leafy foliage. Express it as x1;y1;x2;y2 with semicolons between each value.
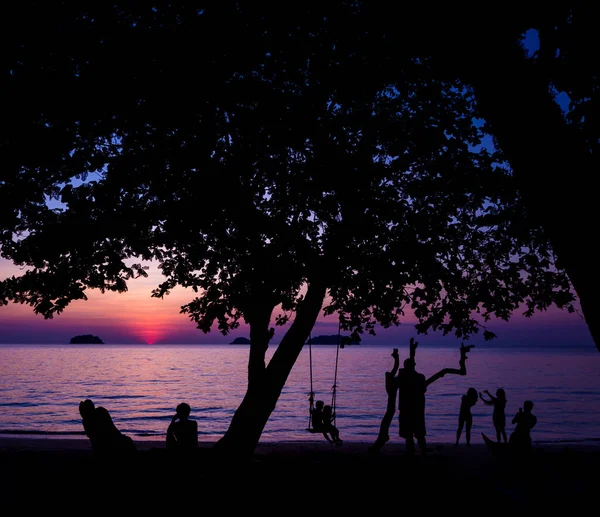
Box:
0;2;575;341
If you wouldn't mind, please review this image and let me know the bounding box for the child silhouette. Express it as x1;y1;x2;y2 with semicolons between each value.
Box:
310;400;332;443
322;404;343;446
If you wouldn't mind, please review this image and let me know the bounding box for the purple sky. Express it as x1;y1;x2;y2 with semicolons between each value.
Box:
0;256;594;348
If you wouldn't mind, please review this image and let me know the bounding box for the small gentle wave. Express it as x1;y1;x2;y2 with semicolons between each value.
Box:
0;429;87;436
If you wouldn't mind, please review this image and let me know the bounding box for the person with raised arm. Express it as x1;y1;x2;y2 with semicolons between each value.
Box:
368;346;401;453
480;388;508;443
455;387;478;447
396;341;474;454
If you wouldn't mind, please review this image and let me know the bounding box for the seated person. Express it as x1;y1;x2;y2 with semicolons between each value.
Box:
508;400;537;451
310;399;331;442
79;399;136;453
322;404;343;445
166;402;198;450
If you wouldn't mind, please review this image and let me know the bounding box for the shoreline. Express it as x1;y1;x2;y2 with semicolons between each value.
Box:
2;435;600;457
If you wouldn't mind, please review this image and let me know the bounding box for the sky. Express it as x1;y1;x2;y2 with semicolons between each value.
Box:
0;254;594;347
1;29;595;349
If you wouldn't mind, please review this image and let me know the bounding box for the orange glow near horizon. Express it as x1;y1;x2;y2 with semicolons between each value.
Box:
0;258;208;343
0;258;594;347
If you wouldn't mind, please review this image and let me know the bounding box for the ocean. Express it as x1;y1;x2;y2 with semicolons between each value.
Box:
1;343;599;445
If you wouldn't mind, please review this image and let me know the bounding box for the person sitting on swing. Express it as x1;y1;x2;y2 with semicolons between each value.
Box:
311;399;341;444
322;404;343;446
310;400;329;441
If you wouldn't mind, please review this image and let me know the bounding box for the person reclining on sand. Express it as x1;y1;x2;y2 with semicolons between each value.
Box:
79;399;136;454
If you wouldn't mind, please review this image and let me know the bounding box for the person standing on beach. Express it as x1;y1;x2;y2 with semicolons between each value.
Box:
479;388;507;443
397;341;474;455
369;347;401;453
394;337;425;454
166;402;198;450
455;387;478;446
79;399;136;454
396;356;427;454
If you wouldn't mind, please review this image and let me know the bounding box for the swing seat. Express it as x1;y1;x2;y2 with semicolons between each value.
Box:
306;427;324;433
306;421;327;434
306;427;336;445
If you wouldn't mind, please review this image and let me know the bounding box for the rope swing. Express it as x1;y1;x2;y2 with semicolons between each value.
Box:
307;332;315;430
306;319;343;432
331;326;340;426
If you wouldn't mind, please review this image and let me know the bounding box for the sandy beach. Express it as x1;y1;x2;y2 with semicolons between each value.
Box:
1;436;598;511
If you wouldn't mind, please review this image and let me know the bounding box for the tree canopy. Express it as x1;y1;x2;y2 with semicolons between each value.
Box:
0;2;576;342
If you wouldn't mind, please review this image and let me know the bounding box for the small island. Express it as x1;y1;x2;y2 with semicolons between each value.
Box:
69;334;104;344
306;334;360;345
230;337;251;344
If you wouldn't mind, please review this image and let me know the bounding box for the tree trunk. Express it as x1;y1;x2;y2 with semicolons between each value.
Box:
213;278;328;456
455;39;600;350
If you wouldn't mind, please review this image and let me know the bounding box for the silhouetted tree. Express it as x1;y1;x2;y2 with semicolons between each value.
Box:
0;3;576;454
462;9;600;351
379;4;600;350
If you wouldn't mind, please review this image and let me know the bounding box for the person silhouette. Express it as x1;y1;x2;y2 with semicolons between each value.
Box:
79;399;136;454
479;388;507;443
369;347;400;453
455;387;478;446
397;341;473;455
310;399;333;443
508;400;537;451
322;404;343;445
166;402;198;450
396;356;427;454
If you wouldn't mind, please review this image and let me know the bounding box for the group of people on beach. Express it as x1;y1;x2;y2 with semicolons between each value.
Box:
78;337;536;456
456;386;537;450
368;338;472;454
366;338;537;455
79;399;199;454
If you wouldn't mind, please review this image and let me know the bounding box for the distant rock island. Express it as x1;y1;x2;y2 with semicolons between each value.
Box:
306;334;360;345
230;337;251;344
69;334;104;344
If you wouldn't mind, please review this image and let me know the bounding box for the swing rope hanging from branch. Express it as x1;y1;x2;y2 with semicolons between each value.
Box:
306;319;345;432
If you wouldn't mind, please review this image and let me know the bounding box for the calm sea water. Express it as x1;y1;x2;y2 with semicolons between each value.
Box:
1;344;599;445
